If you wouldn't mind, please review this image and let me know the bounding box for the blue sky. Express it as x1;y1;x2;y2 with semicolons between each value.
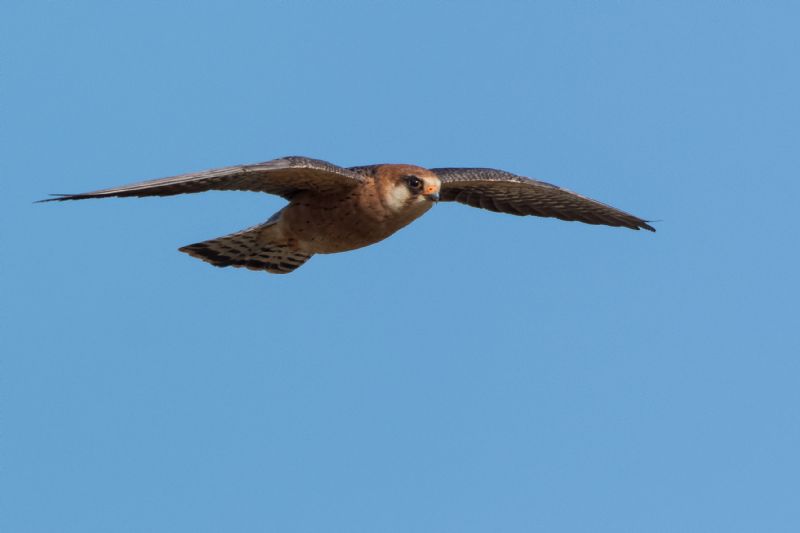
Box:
3;1;799;531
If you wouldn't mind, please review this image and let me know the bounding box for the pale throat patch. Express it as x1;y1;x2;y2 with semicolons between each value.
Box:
384;183;415;212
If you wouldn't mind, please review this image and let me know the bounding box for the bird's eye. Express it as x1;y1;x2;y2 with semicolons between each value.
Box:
405;175;423;192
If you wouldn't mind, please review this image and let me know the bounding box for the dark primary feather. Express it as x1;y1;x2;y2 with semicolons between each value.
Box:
433;167;655;232
38;156;364;202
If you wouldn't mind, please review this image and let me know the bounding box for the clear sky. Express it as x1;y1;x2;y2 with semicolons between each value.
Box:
3;1;799;532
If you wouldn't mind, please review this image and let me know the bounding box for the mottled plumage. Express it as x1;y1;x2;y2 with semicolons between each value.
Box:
41;156;654;274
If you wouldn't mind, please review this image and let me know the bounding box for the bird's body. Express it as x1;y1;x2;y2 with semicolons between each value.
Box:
41;156;654;274
276;164;437;254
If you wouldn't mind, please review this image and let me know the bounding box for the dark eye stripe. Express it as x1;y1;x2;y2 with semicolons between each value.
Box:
405;175;423;191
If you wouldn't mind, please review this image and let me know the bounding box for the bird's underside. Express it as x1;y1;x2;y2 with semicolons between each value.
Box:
41;156;655;274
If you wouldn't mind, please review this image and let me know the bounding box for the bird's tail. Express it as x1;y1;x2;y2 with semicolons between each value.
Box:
179;223;313;274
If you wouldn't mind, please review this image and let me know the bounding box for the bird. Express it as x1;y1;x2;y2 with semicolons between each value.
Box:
40;156;655;274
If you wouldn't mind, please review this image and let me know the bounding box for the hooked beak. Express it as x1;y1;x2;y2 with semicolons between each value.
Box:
425;192;440;202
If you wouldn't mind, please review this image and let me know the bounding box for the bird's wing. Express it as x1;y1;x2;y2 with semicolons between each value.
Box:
39;156;365;202
432;167;655;232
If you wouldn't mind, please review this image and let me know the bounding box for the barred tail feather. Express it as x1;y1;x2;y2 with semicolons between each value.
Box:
179;225;312;274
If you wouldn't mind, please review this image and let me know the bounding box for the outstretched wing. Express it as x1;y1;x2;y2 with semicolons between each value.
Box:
39;156;365;202
433;167;655;232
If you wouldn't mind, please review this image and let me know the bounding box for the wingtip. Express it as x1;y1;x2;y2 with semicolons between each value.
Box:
35;193;105;203
639;218;658;232
35;194;71;204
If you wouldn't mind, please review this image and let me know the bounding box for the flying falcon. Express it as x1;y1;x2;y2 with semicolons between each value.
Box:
41;156;654;274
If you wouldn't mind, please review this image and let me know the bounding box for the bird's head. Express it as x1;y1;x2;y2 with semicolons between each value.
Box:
376;164;441;214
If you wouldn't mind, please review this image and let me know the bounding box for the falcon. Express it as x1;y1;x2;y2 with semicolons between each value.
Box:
41;156;655;274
